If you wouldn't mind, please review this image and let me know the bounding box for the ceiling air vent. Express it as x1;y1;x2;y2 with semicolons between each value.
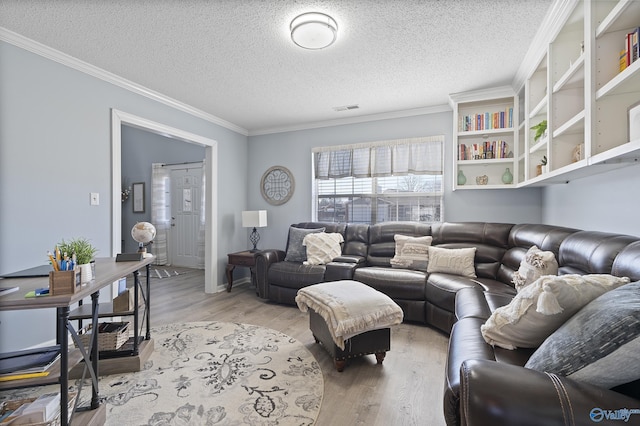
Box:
333;104;360;112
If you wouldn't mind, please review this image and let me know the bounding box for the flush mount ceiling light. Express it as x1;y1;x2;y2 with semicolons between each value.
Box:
290;12;338;50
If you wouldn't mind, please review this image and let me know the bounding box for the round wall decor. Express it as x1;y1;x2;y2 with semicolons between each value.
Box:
260;166;295;205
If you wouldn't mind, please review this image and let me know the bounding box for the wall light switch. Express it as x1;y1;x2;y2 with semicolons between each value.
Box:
90;192;99;206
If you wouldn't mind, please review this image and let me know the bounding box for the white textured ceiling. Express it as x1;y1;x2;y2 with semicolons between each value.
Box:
0;0;553;135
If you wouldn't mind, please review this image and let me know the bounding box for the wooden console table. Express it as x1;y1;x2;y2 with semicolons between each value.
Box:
0;256;154;426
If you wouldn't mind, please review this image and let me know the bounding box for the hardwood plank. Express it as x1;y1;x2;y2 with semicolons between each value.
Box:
143;267;449;426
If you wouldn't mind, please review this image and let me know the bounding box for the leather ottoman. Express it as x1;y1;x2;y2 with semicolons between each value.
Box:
295;280;404;372
309;308;390;371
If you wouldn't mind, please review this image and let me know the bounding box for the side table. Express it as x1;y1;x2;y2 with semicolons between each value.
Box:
226;250;258;292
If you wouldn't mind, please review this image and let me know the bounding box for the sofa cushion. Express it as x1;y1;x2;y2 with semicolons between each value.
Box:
480;274;630;349
525;281;640;389
389;234;432;271
303;232;344;265
284;226;325;262
353;267;427;300
558;231;637;275
427;246;476;278
512;245;558;292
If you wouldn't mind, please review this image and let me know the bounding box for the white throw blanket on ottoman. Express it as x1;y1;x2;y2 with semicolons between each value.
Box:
295;280;404;350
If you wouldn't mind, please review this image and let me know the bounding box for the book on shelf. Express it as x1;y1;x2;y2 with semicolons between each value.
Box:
0;346;60;376
620;49;628;72
459;107;513;132
0;286;19;297
622;28;640;71
459;141;510;160
632;28;639;63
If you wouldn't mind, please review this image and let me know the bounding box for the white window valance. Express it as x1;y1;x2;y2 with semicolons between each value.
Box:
313;136;444;179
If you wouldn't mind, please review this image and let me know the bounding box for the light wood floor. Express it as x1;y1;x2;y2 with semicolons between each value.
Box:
144;267;449;426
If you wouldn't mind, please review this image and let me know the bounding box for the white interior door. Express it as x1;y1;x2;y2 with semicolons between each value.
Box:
170;165;202;267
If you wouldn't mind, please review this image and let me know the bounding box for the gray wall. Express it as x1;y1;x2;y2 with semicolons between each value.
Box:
543;162;640;237
121;126;206;254
0;41;248;351
247;112;544;251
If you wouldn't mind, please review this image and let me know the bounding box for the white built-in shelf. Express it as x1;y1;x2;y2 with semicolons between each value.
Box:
590;139;640;165
553;54;585;93
452;0;640;190
554;110;585;138
595;0;640;36
455;184;516;191
518;159;589;187
458;128;514;137
529;97;547;119
529;136;548;154
457;158;513;165
596;60;640;100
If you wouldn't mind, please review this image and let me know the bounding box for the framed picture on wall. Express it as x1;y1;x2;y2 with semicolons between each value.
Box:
132;182;145;213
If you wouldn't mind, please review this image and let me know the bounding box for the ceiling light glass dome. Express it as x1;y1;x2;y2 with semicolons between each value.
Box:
290;12;338;50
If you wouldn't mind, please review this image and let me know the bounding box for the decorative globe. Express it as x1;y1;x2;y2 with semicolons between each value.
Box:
131;222;156;245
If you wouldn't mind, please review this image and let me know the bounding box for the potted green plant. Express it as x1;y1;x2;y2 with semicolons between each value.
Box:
57;237;98;283
536;155;548;176
530;120;548;142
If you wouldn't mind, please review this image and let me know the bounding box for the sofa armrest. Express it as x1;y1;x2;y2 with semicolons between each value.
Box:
460;359;640;426
324;262;356;281
322;255;366;281
254;249;285;299
332;255;366;264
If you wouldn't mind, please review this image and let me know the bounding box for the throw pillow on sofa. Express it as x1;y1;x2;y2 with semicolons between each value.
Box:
389;234;432;272
480;274;630;350
303;232;344;265
284;227;325;263
426;246;476;278
512;245;558;292
525;281;640;389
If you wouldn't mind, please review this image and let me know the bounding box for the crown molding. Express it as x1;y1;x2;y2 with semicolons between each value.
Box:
0;27;249;136
512;0;579;91
448;85;515;109
249;104;452;136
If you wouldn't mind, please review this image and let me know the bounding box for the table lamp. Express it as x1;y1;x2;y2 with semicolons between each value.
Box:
242;210;267;251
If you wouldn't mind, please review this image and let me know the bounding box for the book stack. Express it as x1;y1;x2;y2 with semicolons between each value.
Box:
459;141;510;160
0;392;61;424
0;346;61;382
621;27;640;72
459;107;513;132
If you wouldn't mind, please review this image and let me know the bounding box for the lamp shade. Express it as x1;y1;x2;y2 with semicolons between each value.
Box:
242;210;268;228
290;12;338;50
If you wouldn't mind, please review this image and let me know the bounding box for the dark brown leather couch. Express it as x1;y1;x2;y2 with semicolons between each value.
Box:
254;221;640;425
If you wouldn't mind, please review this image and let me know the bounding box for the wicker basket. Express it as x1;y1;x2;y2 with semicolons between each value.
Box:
76;322;130;351
0;392;76;426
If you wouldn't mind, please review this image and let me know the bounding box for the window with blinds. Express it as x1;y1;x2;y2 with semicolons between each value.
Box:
312;136;444;224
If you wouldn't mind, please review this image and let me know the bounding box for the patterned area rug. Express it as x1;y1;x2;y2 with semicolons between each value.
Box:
1;322;324;425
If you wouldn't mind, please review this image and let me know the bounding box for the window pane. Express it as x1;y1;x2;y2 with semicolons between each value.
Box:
315;173;442;224
313;138;443;225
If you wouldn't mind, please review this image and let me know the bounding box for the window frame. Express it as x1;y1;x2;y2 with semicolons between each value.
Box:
311;137;444;225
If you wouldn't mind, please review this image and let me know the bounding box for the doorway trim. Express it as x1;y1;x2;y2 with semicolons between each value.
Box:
111;109;218;293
